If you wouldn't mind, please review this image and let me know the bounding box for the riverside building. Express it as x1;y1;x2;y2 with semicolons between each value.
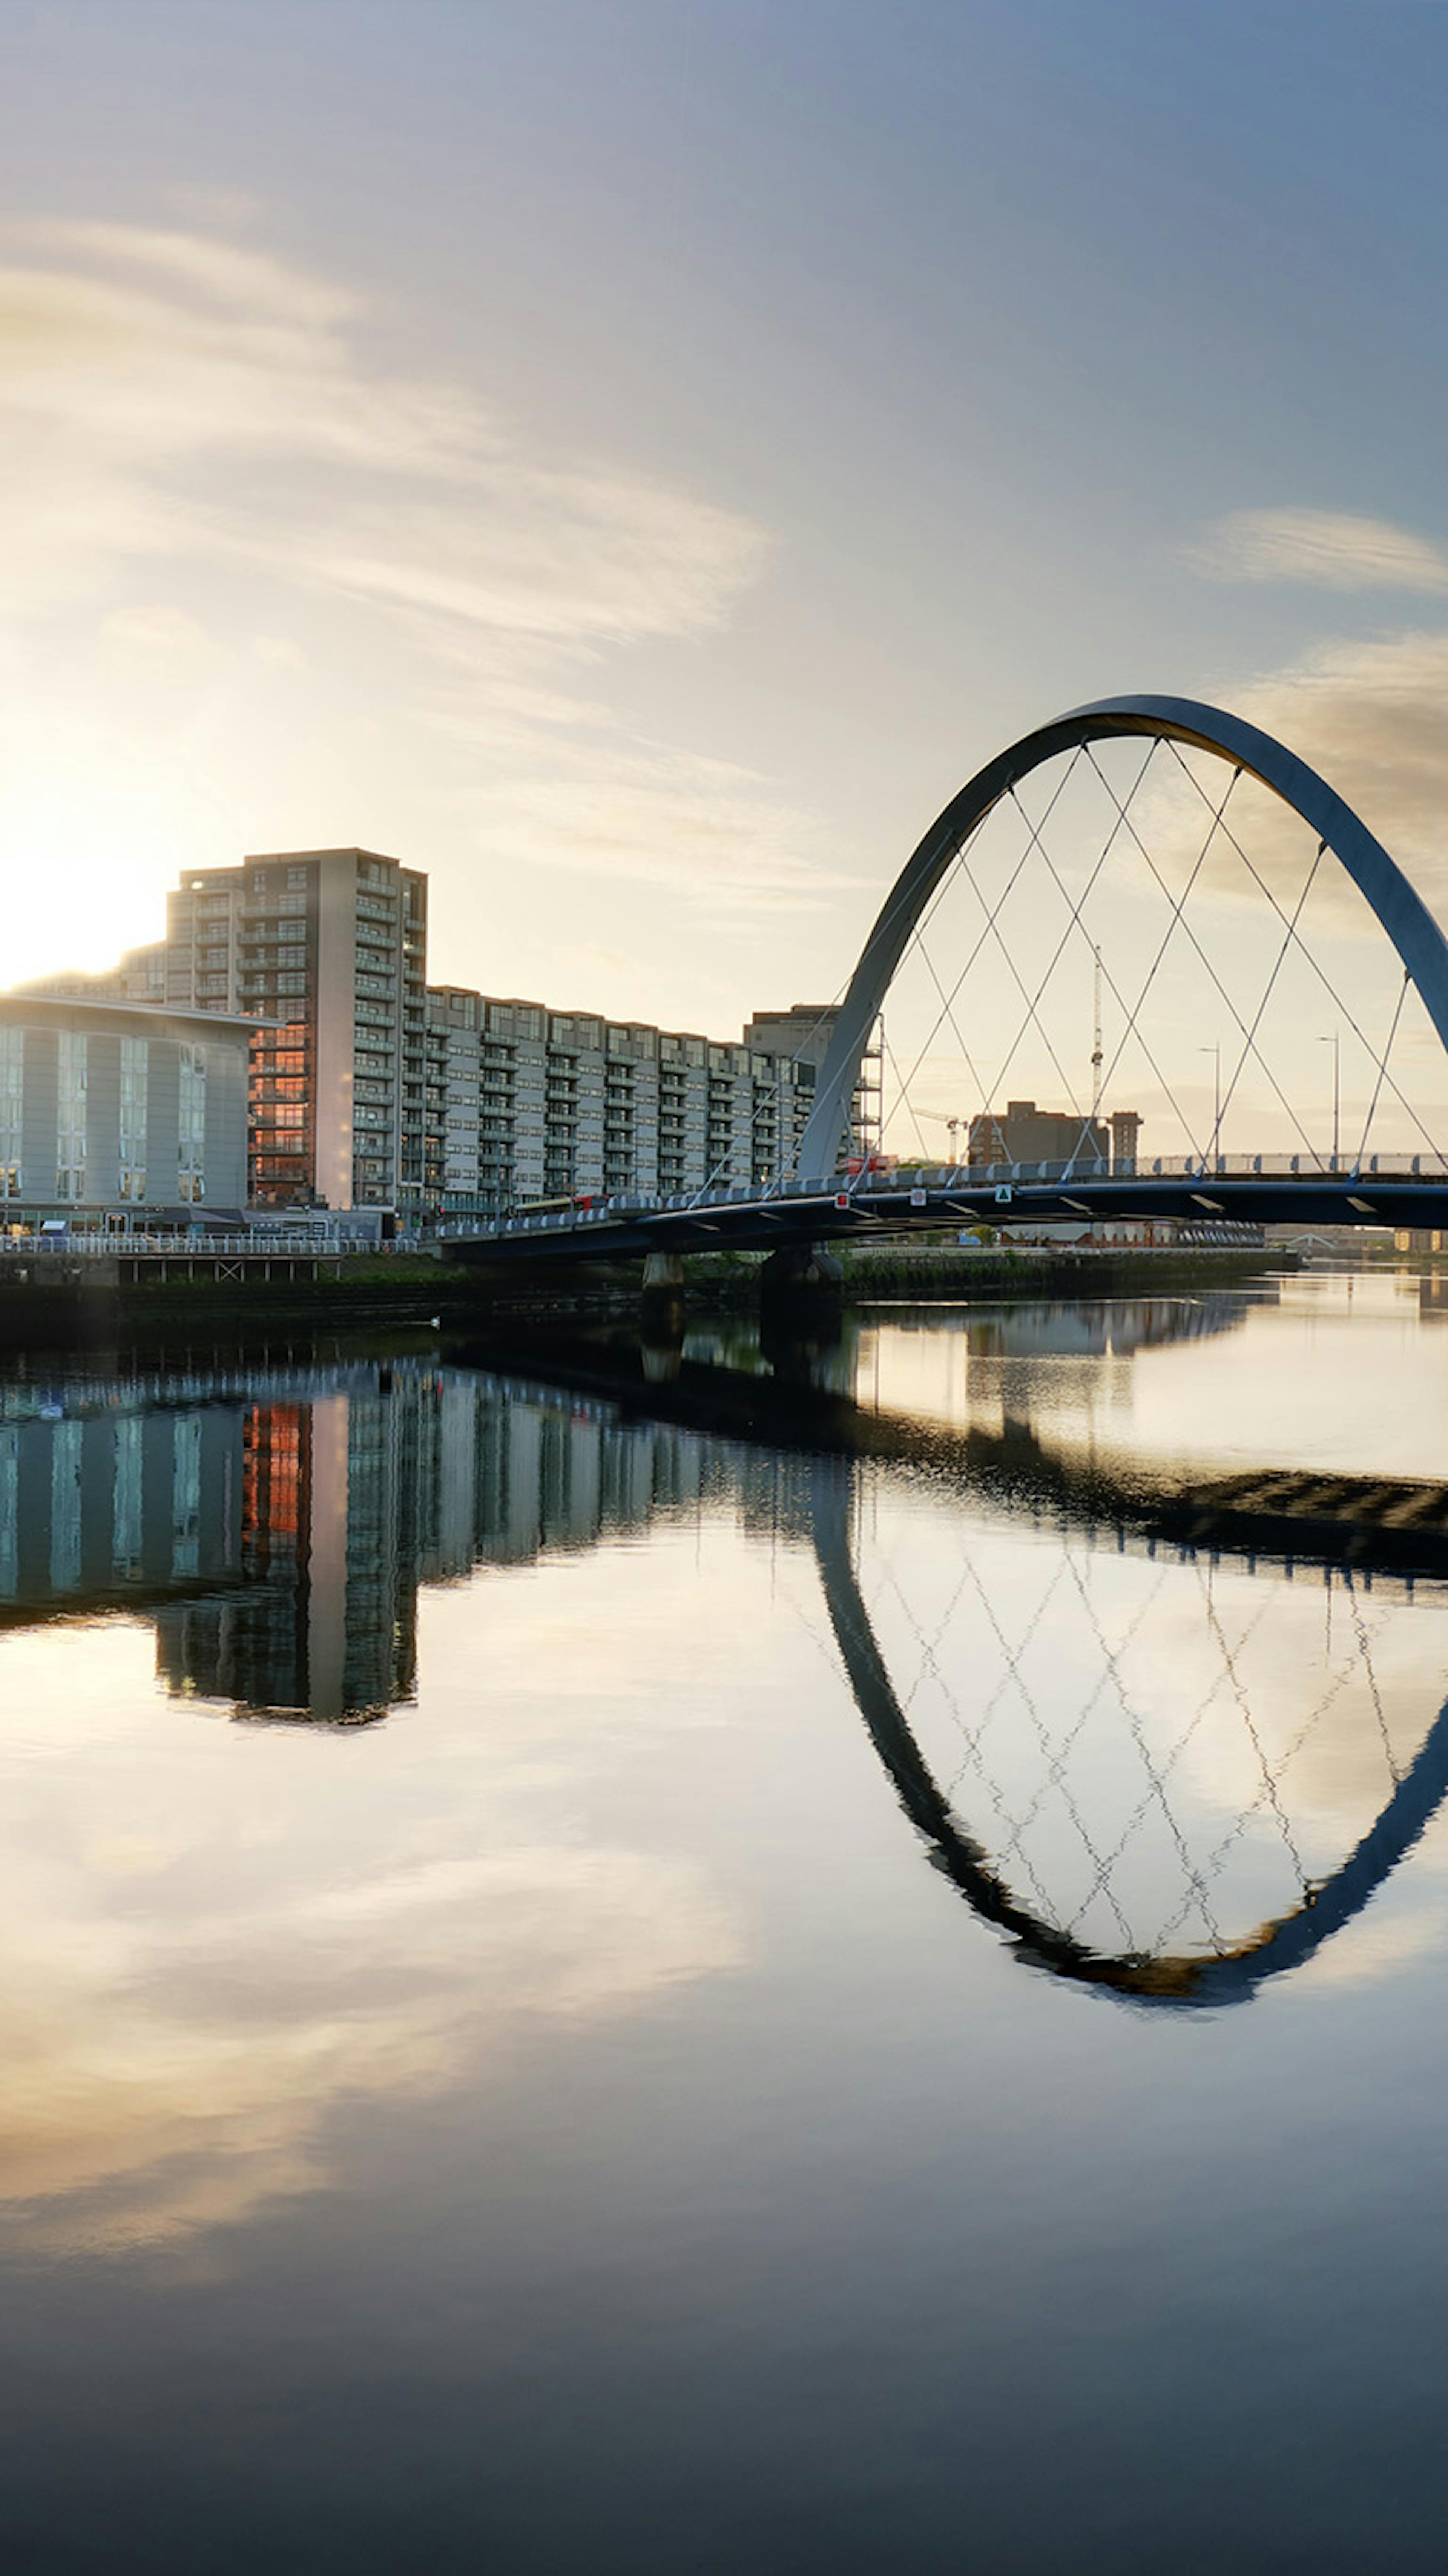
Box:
0;993;251;1225
160;849;429;1216
161;852;824;1216
15;846;865;1217
968;1099;1143;1169
423;986;825;1219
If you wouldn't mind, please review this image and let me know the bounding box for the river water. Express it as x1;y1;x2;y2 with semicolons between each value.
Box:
3;1270;1448;2570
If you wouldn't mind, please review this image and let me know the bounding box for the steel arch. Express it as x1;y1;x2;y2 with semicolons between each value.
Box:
796;693;1448;1178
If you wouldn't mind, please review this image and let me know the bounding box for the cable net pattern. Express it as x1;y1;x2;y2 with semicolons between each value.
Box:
877;736;1448;1173
852;1472;1448;1971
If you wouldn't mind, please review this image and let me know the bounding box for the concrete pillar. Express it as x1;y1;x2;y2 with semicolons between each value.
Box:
760;1242;843;1292
641;1251;686;1291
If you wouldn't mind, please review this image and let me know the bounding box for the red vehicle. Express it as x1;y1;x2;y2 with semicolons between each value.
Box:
516;1191;600;1217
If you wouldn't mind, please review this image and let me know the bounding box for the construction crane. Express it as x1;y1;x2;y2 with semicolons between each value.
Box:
916;1108;969;1161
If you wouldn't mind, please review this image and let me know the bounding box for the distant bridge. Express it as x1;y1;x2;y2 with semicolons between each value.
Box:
445;694;1448;1269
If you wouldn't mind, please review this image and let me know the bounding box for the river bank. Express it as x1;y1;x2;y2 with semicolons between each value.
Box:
0;1237;1300;1351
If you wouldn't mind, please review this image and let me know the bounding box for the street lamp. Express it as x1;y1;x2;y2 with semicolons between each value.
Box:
1199;1042;1221;1165
1318;1032;1341;1163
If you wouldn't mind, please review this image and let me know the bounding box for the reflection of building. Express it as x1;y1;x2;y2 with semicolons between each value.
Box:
0;1293;1266;1726
0;1357;820;1721
0;1396;243;1610
958;1294;1253;1362
157;1381;430;1722
0;994;252;1224
968;1100;1141;1170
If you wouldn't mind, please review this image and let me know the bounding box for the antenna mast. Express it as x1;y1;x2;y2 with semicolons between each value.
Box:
1091;947;1104;1118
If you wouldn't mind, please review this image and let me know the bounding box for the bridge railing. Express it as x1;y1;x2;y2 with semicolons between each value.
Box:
2;1231;386;1257
435;1150;1448;1240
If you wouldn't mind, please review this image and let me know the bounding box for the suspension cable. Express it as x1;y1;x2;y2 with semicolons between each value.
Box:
999;743;1223;1170
1213;840;1327;1167
1356;970;1411;1167
1162;738;1448;1164
1067;751;1250;1164
887;751;1088;1128
962;743;1158;1166
1084;748;1327;1168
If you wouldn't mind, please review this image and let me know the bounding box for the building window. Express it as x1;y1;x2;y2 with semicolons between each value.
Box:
0;1029;21;1202
118;1035;147;1202
56;1029;87;1201
179;1044;207;1203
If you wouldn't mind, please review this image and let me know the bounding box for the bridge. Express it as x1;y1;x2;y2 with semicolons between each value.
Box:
443;693;1448;1267
442;1154;1448;1270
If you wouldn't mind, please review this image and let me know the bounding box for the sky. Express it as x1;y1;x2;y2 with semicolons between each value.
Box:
5;0;1448;1147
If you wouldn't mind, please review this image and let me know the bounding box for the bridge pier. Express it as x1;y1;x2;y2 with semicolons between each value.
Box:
640;1249;687;1338
761;1242;844;1292
759;1243;844;1338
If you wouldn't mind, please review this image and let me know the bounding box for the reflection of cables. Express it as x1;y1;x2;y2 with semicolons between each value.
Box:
812;1449;1448;2004
1346;1571;1402;1789
1055;1549;1225;1954
1195;1598;1397;1891
871;1540;1134;1943
857;1470;1448;1975
1198;1572;1309;1892
993;1552;1173;1929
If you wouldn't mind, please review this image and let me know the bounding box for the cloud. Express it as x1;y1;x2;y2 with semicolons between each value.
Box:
1192;507;1448;593
1095;624;1448;953
101;601;216;660
0;1588;745;2257
0;1839;739;2254
426;715;856;906
1232;626;1448;905
0;221;764;636
0;219;834;940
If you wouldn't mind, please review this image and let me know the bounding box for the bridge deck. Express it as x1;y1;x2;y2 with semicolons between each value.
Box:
444;1160;1448;1266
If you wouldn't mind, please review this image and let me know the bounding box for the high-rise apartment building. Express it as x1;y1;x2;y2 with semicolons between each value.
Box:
17;842;878;1217
742;1005;883;1165
423;986;824;1217
163;849;428;1213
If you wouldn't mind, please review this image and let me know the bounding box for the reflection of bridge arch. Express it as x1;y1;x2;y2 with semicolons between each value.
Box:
798;693;1448;1174
810;1458;1448;2008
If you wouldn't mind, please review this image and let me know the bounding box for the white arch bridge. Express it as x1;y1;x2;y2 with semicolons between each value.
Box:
445;695;1448;1266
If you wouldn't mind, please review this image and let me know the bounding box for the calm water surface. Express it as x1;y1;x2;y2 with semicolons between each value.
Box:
4;1269;1448;2570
